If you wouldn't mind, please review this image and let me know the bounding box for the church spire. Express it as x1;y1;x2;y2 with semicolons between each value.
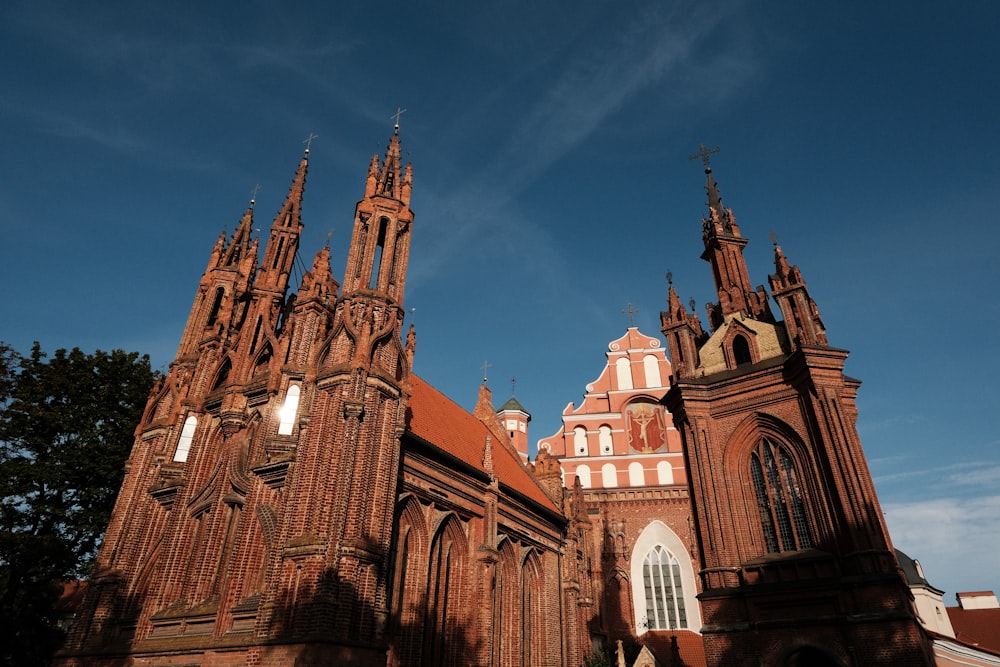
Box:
255;150;308;294
768;241;828;348
660;279;706;380
342;130;414;302
691;148;772;329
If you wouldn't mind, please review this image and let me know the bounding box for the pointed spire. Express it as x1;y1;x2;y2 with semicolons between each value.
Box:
768;242;828;347
296;245;338;304
689;148;772;329
256;153;307;293
221;205;255;267
277;152;309;230
376;132;403;201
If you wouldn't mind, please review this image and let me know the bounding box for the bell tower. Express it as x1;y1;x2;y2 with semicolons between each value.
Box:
263;124;415;660
662;149;933;666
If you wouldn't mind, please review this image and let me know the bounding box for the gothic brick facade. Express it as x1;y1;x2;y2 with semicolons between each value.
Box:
57;132;935;667
661;160;935;666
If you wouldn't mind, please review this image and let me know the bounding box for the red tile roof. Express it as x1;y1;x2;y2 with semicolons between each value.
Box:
947;606;1000;654
642;629;707;667
406;375;560;513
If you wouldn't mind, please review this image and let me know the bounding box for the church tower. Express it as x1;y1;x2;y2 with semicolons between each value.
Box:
57;130;415;666
661;152;933;666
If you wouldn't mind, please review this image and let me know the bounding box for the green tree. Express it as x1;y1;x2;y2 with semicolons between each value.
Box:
0;342;156;666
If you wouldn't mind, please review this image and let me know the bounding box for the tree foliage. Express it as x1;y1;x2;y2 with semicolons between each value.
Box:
0;342;156;666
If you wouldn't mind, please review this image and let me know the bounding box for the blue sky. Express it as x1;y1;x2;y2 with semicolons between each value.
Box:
2;1;998;601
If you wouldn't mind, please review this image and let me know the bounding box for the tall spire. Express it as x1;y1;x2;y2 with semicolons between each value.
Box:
342;130;414;302
691;148;772;329
221;205;256;267
256;150;308;294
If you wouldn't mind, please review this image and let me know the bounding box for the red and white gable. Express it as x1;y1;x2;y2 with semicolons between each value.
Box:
537;327;686;489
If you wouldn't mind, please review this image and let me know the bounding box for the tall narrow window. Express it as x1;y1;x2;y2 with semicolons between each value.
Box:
277;385;300;435
369;218;389;290
173;416;197;463
750;438;812;553
615;357;633;390
206;287;225;327
733;334;752;365
643;354;662;388
642;545;687;630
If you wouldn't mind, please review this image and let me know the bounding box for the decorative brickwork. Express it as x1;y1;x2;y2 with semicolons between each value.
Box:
56;136;936;667
662;162;935;666
56;132;587;667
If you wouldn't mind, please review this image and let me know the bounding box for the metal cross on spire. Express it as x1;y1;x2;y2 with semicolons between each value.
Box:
688;143;720;168
391;107;407;132
481;360;491;384
303;133;319;153
249;183;261;207
622;303;640;326
510;376;517;397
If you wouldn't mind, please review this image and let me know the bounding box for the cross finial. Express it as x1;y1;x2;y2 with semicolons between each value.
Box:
325;229;334;248
769;231;779;246
391;107;407;132
511;376;517;397
622;303;640;326
303;133;319;154
688;143;720;168
666;270;673;285
249;183;261;207
480;360;492;384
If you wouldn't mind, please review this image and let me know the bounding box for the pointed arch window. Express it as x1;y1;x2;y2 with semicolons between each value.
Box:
642;545;687;630
277;385;300;435
173;415;198;463
750;438;812;553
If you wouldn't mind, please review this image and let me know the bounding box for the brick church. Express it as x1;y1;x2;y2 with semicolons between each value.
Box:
57;128;937;666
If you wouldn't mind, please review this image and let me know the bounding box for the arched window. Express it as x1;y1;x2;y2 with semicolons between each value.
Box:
733;334;752;366
575;465;592;489
656;461;674;485
574;426;588;456
642;545;687;630
602;463;618;488
277;385;300;435
615;357;633;390
630;522;702;633
628;462;645;486
424;517;466;665
643;354;662;388
599;425;613;455
173;415;197;463
750;438;812;553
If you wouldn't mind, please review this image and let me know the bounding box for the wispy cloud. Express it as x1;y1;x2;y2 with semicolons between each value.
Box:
884;495;1000;597
412;2;756;287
